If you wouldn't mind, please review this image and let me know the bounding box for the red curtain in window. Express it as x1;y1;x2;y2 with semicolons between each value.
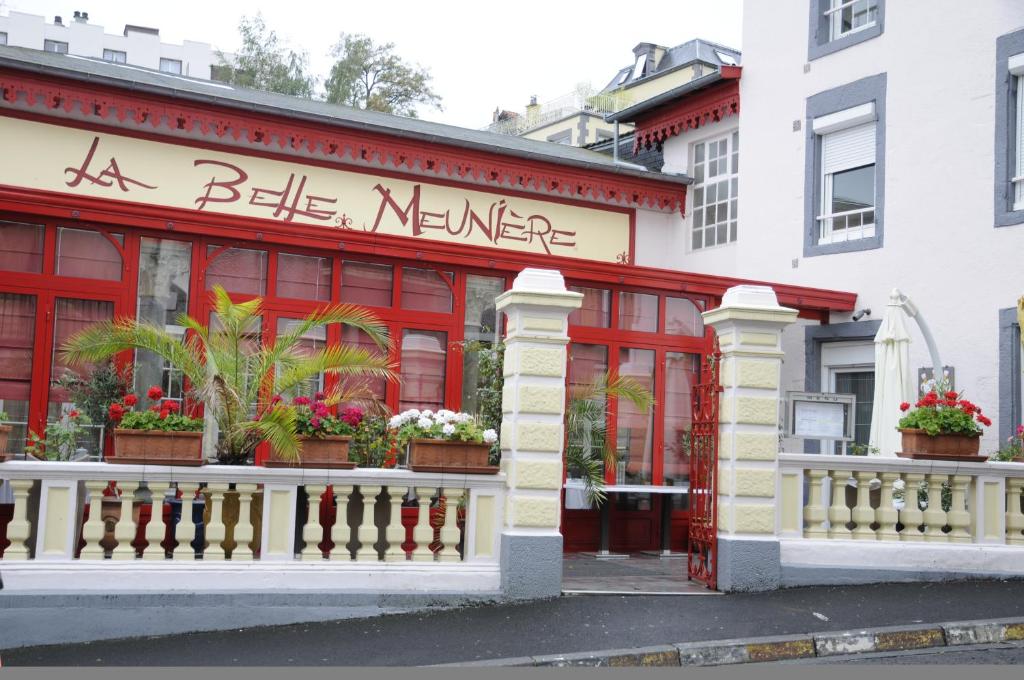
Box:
49;298;114;404
400;268;452;313
277;253;331;301
0;221;44;274
0;293;36;401
399;329;446;412
619;292;659;333
205;247;268;296
340;326;388;406
340;261;392;307
56;228;123;281
663;352;700;485
617;347;655;484
568;287;611;328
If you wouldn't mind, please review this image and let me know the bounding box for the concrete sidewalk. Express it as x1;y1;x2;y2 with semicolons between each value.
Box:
4;580;1024;665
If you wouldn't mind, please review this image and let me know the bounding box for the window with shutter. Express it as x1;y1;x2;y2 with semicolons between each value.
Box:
818;121;876;244
1015;75;1024;210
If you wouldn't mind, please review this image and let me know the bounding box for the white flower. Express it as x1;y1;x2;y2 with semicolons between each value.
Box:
421;410;433;418
416;417;433;430
482;429;498;444
388;415;404;429
456;413;472;424
442;423;456;436
405;409;421;420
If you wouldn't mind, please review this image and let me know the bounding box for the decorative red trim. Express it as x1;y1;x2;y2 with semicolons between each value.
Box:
633;71;741;152
0;69;688;213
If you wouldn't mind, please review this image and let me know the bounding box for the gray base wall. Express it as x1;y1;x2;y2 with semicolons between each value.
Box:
782;565;1024;588
500;532;562;600
717;536;781;592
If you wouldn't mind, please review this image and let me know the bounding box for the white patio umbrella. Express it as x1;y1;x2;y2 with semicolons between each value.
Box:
868;289;916;457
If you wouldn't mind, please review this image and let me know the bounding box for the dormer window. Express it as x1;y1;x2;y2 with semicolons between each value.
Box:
631;53;648;81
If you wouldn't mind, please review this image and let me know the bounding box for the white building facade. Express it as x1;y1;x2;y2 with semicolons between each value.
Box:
0;10;225;79
628;1;1024;455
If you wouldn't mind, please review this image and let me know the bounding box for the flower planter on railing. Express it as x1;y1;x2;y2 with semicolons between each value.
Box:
407;439;497;474
266;435;354;469
110;429;204;466
0;424;12;462
896;428;983;462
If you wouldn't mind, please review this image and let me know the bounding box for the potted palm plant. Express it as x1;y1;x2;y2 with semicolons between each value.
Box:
61;285;395;465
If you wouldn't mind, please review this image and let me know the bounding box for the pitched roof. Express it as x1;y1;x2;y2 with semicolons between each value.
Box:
600;38;741;93
0;45;687;187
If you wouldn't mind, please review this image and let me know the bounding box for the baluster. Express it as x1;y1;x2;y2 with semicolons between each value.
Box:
330;485;354;560
851;471;876;539
143;483;169;561
233;483;257;560
947;475;972;543
1006;479;1024;545
355;485;381;561
923;474;949;542
80;480;109;559
204;483;228;560
412;486;436;562
876;472;900;541
438;488;464;562
111;482;138;560
384;486;409;562
827;471;851;539
803;469;828;538
173;483;198;560
899;472;925;541
301;484;327;561
4;479;34;560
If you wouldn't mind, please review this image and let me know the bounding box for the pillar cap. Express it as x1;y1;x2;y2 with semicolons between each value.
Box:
703;285;798;326
496;268;583;312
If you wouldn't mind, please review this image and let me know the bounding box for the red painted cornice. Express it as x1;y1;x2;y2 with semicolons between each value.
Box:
633;67;741;151
0;69;689;212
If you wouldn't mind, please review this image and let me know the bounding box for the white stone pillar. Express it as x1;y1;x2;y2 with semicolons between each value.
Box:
703;285;797;592
495;268;582;599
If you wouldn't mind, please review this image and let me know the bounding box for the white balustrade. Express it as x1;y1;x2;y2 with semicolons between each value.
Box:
0;462;505;574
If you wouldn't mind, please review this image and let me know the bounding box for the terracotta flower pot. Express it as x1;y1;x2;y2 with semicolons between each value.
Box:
0;424;12;462
897;428;983;461
265;435;354;469
407;438;498;474
110;429;204;466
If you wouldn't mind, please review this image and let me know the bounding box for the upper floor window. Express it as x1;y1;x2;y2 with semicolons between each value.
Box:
1011;54;1024;211
995;30;1024;227
102;49;127;64
0;32;8;46
817;116;876;244
44;40;69;54
690;131;738;250
159;58;183;74
826;0;879;41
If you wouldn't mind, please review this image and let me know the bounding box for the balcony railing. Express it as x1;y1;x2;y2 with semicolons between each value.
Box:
0;461;505;593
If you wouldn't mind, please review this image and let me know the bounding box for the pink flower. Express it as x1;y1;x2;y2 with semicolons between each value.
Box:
341;406;364;427
314;403;330;418
271;395;283;405
310;416;321;429
1017;425;1024;436
293;396;311;407
314;391;325;400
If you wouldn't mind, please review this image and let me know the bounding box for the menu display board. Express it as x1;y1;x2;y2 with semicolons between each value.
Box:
787;392;855;441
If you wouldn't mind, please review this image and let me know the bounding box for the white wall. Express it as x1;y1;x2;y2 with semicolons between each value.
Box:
632;2;1024;452
0;11;225;79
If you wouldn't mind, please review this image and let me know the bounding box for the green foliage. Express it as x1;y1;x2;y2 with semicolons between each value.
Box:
462;339;504;461
992;425;1024;461
61;285;395;465
119;410;203;432
53;362;131;430
0;411;9;421
897;389;987;437
325;33;441;116
26;411;92;461
388;410;496;451
348;415;392;468
567;373;655;507
217;14;315;97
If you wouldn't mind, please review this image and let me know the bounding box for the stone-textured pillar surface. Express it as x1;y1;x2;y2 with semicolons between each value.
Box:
703;285;797;592
495;268;582;600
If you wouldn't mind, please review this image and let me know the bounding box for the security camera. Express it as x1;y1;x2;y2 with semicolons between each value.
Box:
851;308;871;322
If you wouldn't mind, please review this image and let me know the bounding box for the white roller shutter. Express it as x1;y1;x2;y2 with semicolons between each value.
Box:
1016;75;1024;207
822;122;875;175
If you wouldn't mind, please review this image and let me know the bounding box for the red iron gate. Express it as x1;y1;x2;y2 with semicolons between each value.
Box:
688;341;721;589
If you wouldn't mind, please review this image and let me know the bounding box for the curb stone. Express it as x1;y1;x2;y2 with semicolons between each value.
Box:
431;616;1024;667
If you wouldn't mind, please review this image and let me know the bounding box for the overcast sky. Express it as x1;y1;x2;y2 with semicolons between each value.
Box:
6;0;743;129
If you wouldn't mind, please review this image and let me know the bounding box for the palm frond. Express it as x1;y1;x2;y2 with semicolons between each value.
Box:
240;405;299;461
275;345;397;395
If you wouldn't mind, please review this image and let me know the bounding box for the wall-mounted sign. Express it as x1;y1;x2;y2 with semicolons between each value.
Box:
786;392;855;441
918;366;955;395
0;116;632;264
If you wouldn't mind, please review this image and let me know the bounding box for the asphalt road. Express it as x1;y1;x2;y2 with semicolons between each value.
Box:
5;580;1024;666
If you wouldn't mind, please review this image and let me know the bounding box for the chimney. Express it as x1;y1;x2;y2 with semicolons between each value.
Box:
82;12;89;21
55;16;64;25
526;95;541;126
74;11;88;23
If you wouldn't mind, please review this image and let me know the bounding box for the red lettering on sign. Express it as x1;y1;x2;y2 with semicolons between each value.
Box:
194;159;248;210
65;136;157;192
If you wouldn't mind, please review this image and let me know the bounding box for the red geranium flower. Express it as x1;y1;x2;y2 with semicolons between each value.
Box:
978;415;992;427
163;400;180;414
108;403;125;421
68;409;79;418
147;385;164;401
899;402;910;412
149;404;161;413
123;394;138;407
945;391;958;400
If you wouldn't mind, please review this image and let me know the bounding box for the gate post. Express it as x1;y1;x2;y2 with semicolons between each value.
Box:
495;268;582;599
703;285;797;591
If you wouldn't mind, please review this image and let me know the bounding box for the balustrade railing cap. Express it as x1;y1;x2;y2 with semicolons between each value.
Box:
719;284;786;310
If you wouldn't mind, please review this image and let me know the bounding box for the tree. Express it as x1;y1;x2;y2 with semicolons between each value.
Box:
217;14;315;98
324;33;441;117
61;286;396;465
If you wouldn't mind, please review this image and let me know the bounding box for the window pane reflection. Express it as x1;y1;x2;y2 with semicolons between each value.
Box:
616;347;655;485
399;329;447;412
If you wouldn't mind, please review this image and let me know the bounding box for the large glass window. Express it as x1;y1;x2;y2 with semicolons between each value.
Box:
47;298;115;458
0;293;36;454
568;286;611;327
833;369;875;453
399;329;447;412
277;253;331;301
56;228;123;280
0;221;44;273
616;348;655;484
400;267;453;313
205;246;267;296
691;132;738;250
460;275;505;416
341;261;392;307
135;238;191;403
665;297;704;337
340;326;388;405
663;352;700;487
568;344;609;481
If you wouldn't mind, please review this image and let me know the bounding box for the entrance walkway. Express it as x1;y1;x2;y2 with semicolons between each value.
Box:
562;553;718;595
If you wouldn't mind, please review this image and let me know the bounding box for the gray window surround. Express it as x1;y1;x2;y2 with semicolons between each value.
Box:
804;73;886;257
546;129;572;145
0;32;7;46
999;307;1022;443
803;319;881;453
808;0;885;61
994;28;1024;228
